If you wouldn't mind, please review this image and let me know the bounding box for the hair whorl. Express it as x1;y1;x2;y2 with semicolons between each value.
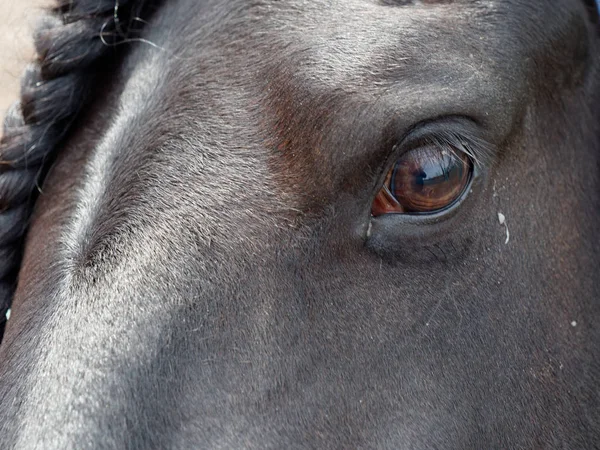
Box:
0;0;150;339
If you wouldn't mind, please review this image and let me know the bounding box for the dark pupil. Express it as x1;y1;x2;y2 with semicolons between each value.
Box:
389;149;470;212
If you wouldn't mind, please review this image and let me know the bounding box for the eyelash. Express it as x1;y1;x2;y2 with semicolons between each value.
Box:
407;128;495;170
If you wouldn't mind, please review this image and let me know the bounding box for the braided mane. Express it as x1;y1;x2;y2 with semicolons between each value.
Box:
0;0;151;339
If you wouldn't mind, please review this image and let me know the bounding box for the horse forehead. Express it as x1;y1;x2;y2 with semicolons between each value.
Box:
162;0;585;95
146;0;588;165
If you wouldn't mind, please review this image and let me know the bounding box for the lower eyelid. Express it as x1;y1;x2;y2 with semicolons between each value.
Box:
365;163;484;255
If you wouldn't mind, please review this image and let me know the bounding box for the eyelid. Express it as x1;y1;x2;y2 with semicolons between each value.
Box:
392;117;496;170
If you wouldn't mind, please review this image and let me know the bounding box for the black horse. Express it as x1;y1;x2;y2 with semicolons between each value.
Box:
0;0;599;448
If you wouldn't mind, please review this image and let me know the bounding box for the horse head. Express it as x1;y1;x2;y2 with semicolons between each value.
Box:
0;1;598;447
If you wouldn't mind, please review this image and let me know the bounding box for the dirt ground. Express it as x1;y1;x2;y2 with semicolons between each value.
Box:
0;0;50;130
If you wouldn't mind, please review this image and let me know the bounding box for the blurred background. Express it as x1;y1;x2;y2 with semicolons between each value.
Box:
0;0;50;133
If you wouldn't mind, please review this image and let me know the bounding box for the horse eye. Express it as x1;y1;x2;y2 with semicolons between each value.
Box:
371;146;472;216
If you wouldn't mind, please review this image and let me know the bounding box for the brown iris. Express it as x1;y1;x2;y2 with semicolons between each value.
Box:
372;146;472;216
